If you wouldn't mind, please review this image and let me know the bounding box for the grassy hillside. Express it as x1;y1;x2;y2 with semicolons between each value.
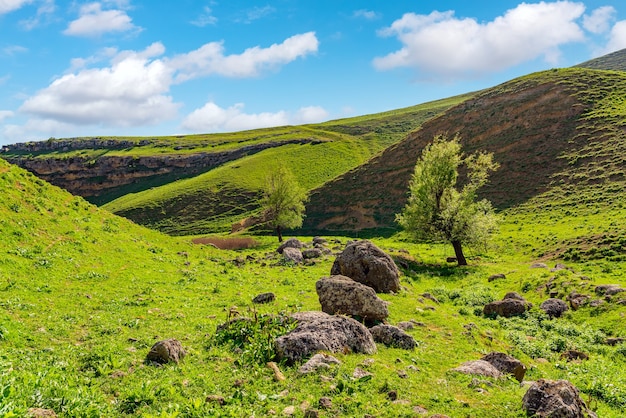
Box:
1;157;625;417
97;96;469;235
302;67;626;233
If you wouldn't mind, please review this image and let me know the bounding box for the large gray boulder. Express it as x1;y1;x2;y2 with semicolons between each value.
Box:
146;339;186;364
369;324;418;350
452;360;502;378
282;247;303;264
316;275;389;322
483;293;531;318
540;298;569;318
274;315;376;364
330;240;400;293
522;379;597;418
277;238;303;254
481;352;526;382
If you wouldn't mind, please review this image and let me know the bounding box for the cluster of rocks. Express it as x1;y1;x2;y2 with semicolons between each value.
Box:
275;240;417;364
276;237;333;265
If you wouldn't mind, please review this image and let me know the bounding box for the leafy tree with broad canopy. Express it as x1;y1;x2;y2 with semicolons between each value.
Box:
396;134;499;266
261;166;308;242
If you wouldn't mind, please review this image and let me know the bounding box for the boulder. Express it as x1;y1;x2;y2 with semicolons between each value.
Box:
275;315;376;364
330;240;400;293
522;379;597;418
369;324;418;350
481;352;526;382
595;284;625;296
531;262;548;269
561;350;589;362
483;295;531;318
252;292;276;304
567;292;590;311
146;339;186;364
488;273;506;282
282;247;303;264
277;238;303;254
312;236;328;246
298;353;341;374
540;298;569;318
302;248;323;259
452;360;502;379
290;311;332;323
316;275;389;322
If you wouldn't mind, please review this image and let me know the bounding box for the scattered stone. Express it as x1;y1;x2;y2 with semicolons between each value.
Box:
330;240;400;293
352;367;373;379
550;263;570;272
595;284;625;296
27;409;57;418
316;275;389;322
561;350;589;361
446;257;457;263
483;297;530;318
531;262;548;269
503;291;526;301
540;298;569;318
481;352;526;382
452;360;501;379
369;324;418;350
275;315;376;364
606;337;625;346
206;395;225;406
522;379;597;418
303;248;323;259
298;353;341;374
387;390;398;401
568;292;590;311
413;405;429;415
589;299;605;307
252;292;276;304
488;273;506;282
282;247;303;264
267;362;286;381
422;292;440;304
313;236;328;246
146;339;186;364
397;321;415;331
277;238;303;253
303;409;319;418
282;405;296;416
319;397;332;409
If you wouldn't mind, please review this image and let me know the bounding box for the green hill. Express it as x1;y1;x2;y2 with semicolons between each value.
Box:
1;157;625;417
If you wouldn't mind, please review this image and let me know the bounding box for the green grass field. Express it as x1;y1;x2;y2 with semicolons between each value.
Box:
1;157;625;417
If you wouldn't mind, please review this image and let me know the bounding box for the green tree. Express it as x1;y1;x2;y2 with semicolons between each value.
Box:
261;166;308;242
396;134;499;266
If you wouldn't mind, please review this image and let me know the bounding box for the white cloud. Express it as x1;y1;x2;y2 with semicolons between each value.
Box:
601;20;626;54
353;9;380;20
169;31;319;82
374;2;586;79
191;6;217;27
236;5;276;24
20;43;180;126
2;45;28;56
181;102;328;133
20;0;55;30
0;110;14;122
583;6;616;34
63;2;139;37
0;0;32;14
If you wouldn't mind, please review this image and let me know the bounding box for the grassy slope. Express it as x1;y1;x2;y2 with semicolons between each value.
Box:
1;157;625;417
101;95;470;235
303;67;626;234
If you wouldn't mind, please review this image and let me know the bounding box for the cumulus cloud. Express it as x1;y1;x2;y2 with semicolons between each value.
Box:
20;43;180;126
17;32;318;133
63;2;139;37
0;110;14;122
601;20;626;54
169;32;319;82
0;0;32;14
374;2;586;79
181;102;328;133
583;6;616;34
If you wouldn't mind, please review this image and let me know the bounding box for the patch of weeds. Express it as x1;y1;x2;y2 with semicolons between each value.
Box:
212;310;296;365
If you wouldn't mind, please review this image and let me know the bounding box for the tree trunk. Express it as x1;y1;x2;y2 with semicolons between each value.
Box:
276;225;283;242
452;240;467;266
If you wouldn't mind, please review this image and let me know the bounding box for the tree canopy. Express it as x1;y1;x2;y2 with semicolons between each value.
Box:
396;134;499;265
261;166;308;242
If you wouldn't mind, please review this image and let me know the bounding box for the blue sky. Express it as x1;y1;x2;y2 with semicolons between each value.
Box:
1;0;626;146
